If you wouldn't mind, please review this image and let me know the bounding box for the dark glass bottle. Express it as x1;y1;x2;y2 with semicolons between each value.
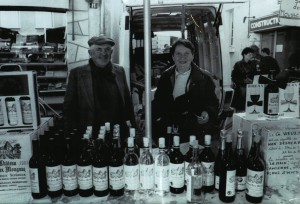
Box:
109;138;124;196
246;135;265;203
93;136;109;197
219;135;236;203
29;138;47;199
62;137;78;197
45;137;63;198
263;70;279;116
165;126;173;156
184;135;196;190
247;124;260;165
124;137;139;195
199;134;215;193
77;138;93;197
214;130;226;191
235;130;247;192
169;136;185;194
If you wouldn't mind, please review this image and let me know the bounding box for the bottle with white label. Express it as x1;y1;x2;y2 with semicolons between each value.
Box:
214;130;226;191
219;134;236;203
93;135;109;197
5;97;18;126
109;138;125;196
235;130;247;192
139;137;154;196
264;70;279;116
62;137;78;197
29;138;47;199
186;140;203;203
246;134;265;203
124;137;139;195
199;134;215;193
170;136;185;194
45;137;62;198
77;137;93;197
20;96;33;124
154;137;170;196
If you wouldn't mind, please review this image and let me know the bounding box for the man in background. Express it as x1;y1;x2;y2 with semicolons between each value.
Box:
259;47;281;77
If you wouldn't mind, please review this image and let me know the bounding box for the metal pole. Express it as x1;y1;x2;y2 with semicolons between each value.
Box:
143;0;152;146
100;0;105;36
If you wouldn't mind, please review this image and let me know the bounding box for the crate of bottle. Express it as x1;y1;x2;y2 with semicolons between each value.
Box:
261;125;300;187
0;71;41;130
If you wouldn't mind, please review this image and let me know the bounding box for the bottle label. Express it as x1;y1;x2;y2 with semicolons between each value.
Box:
184;161;190;185
77;165;93;190
236;176;246;190
6;101;18;125
155;165;169;191
109;166;124;190
62;165;77;191
93;166;108;191
46;165;62;191
124;165;139;190
186;170;202;202
267;93;279;114
225;170;236;196
20;99;33;124
139;164;154;190
246;169;264;197
215;175;219;190
29;168;40;193
170;163;185;188
202;161;214;186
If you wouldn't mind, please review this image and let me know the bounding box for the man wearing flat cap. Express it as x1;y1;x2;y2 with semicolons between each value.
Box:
63;36;135;144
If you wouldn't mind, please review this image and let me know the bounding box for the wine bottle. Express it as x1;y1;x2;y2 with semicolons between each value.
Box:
139;137;155;196
93;136;109;197
129;127;140;157
199;134;215;193
214;130;226;191
263;70;279;116
5;97;18;126
154;137;170;196
62;137;78;197
219;134;236;203
109;138;125;196
20;96;33;124
246;134;265;203
184;135;196;190
124;137;139;195
165;126;173;156
186;140;203;203
248;124;260;164
169;136;185;194
45;137;63;198
29;138;47;199
77;138;93;197
235;130;247;192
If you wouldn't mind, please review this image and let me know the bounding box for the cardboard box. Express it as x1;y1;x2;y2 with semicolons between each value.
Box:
261;125;300;187
232;113;300;155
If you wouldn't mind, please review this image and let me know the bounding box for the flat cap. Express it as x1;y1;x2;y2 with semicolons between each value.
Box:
88;36;115;46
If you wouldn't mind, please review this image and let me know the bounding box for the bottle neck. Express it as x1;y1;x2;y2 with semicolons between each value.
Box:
192;147;198;163
253;141;261;160
32;140;40;156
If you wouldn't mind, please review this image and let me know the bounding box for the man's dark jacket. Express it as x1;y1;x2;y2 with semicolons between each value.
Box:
63;63;135;132
152;62;219;142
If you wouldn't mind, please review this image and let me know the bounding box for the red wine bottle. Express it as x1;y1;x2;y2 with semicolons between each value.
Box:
109;138;125;196
199;134;215;193
263;70;279;116
169;136;185;194
29;138;47;199
93;136;109;197
77;138;93;197
219;135;236;203
214;130;226;191
62;137;78;197
246;134;265;203
235;130;247;192
45;137;63;198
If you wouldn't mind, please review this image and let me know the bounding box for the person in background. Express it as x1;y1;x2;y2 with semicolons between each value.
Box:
259;47;280;77
63;36;135;143
231;47;257;112
152;38;219;144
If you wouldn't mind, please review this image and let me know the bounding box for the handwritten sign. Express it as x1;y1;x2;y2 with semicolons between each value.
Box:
261;126;300;186
279;0;300;27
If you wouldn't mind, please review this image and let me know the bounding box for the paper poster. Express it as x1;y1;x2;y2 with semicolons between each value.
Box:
245;84;265;119
279;83;299;118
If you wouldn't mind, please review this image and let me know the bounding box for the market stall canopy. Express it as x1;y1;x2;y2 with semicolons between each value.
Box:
0;0;69;12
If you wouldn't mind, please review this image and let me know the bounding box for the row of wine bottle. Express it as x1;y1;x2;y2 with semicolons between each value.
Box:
29;123;265;203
